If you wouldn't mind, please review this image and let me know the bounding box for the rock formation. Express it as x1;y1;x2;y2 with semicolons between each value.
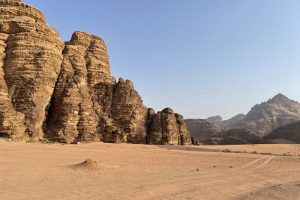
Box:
225;94;300;137
206;115;223;126
266;121;300;143
187;94;300;139
147;108;191;145
184;119;220;142
203;129;268;145
222;114;245;127
0;0;64;140
0;0;191;145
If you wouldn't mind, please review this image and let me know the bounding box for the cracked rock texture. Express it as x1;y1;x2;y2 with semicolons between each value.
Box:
0;0;191;145
147;108;191;145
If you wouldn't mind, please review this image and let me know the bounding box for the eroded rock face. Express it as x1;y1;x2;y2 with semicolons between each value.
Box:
147;108;191;145
203;129;268;145
45;32;148;144
266;121;300;143
0;1;191;145
184;119;221;142
0;32;26;140
0;0;64;140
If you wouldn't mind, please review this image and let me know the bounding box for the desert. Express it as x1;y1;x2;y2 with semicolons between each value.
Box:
0;139;299;200
0;0;300;199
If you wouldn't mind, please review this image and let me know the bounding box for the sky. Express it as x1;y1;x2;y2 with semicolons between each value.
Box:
23;0;300;119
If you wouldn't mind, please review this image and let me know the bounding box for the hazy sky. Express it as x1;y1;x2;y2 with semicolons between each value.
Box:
24;0;300;119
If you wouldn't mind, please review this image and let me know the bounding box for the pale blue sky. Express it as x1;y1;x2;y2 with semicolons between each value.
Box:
23;0;300;119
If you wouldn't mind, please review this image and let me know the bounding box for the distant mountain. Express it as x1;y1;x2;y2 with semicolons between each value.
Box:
206;116;223;126
202;129;269;145
266;121;300;143
184;119;221;142
186;93;300;142
222;114;246;126
225;93;300;137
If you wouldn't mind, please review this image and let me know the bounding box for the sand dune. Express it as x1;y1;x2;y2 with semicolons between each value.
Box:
0;140;299;200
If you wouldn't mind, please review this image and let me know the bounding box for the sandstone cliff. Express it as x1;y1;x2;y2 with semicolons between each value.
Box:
0;0;191;145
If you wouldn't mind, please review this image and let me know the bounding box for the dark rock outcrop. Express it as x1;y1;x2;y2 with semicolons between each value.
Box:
206;115;223;126
184;119;220;142
147;108;191;145
266;121;300;143
203;129;268;145
222;114;245;127
0;0;191;145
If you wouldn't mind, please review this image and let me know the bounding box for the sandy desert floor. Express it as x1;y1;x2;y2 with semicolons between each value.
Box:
0;140;299;200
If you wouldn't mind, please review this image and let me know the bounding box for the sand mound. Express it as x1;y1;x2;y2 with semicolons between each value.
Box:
71;159;102;171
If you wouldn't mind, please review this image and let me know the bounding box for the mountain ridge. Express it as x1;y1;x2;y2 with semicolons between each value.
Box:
186;93;300;143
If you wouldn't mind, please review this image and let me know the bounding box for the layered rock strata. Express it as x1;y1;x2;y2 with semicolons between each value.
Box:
0;0;191;145
0;0;64;140
147;108;191;145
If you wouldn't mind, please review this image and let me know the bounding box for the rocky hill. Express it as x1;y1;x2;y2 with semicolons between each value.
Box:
222;114;246;127
184;119;220;142
186;94;300;143
202;128;268;145
206;114;246;128
225;94;300;137
0;0;191;145
266;121;300;143
206;115;223;126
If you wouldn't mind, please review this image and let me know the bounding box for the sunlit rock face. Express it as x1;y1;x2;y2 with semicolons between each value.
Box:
147;108;191;145
0;0;191;145
0;0;64;140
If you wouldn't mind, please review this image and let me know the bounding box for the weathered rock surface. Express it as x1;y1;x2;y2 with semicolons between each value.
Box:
184;119;220;142
225;94;300;137
188;94;300;139
222;114;245;127
0;0;191;145
203;129;269;145
206;115;223;126
0;0;64;140
147;108;191;145
266;121;300;143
